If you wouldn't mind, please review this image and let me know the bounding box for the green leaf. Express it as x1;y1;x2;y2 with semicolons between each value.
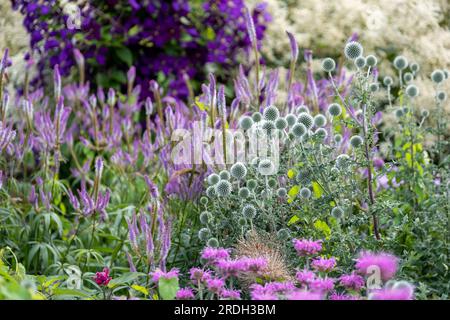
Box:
107;272;143;288
314;219;331;239
287;215;300;226
312;181;324;198
158;277;179;300
131;284;149;296
115;47;133;66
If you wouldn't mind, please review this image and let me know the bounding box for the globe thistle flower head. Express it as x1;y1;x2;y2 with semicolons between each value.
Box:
277;228;290;240
313;114;327;127
263;105;280;121
297;113;313;129
200;211;212;224
219;170;231;180
198;228;211;241
268;178;278;188
421;109;429;118
344;41;363;60
207;238;220;248
276;187;287;197
295;105;309;114
436;91;447;102
246;179;257;190
200;196;208;205
314;128;328;141
242;204;256;219
328;103;342;117
206;186;216;198
321;57;336;72
250;157;259;167
239;116;254;130
383;76;393;87
261;120;276;136
403;72;413;83
334;134;343;144
350;135;363;148
275;117;288;130
354;56;366;69
238;187;250;199
215;180;232;197
238;217;247;227
405;84;419;98
285;113;297;127
258;159;276;175
252;112;262;122
395;108;404;118
355;251;398;281
291;123;307;138
331;206;344;219
300;187;312;199
393;56;408;70
431;70;445;84
336;154;350;169
369;83;379;92
366;55;377;67
230;162;247;180
207;173;220;185
410;62;420;73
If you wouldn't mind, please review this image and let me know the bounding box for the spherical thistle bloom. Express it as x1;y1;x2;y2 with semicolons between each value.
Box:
242;204;257;219
344;41;363;60
328;103;342;117
275;117;288;130
263;105;280;121
311;257;337;272
239;116;254;130
285;114;297;127
296;105;309;114
277;228;290;240
431;69;445;84
207;173;220;185
300;187;312;199
258;159;275;175
355;251;398;281
230;162;247;180
207;237;220;248
410;62;420;73
246;179;257;190
421;109;430;118
215;180;232;197
287;290;323;300
176;288;195;300
313;114;327;127
436;91;447;102
276;187;287;197
297;113;313;129
444;69;449;79
238;217;247;226
291;123;307;138
336;154;350;169
220;289;241;300
198;228;211;241
366;54;377;67
261;120;276;136
405;84;419;98
206;186;216;198
200;196;208;205
293;239;322;256
369;83;379;93
252;112;263;122
295;269;316;285
393;56;408;70
94;267;112;286
339;273;365;291
309;277;335;293
219;170;231;180
314;128;328;140
334;134;343;144
206;277;225;294
383;76;393;87
238;187;250;199
200;211;212;225
403;72;414;83
395;108;404;118
354;56;366;69
321;57;336;72
250;157;259;168
267;178;278;188
350;135;363;148
331;206;344;219
151;268;179;282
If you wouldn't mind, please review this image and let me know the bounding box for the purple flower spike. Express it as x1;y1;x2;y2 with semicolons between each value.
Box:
286;31;298;63
244;7;257;47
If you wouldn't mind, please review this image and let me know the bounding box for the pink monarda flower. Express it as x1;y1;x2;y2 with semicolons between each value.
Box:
176;288;195;300
94;267;112;286
293;239;322;256
216;259;247;277
329;292;360;300
189;267;212;282
220;289;241;300
355;251;398;281
309;277;335;293
151;268;179;282
241;257;268;273
339;273;365;291
287;290;323;300
201;247;230;263
369;283;414;300
295;269;316;285
311;257;337;272
206;277;225;294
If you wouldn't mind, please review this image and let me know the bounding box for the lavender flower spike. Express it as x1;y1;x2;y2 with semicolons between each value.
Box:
53;65;61;101
286;31;299;63
0;48;9;73
244;7;257;47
